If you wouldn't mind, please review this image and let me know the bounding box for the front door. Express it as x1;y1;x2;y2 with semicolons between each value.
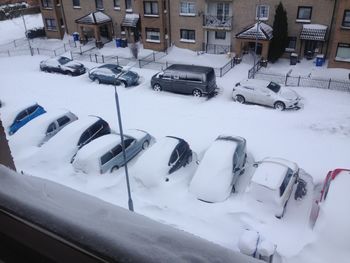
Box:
304;40;317;56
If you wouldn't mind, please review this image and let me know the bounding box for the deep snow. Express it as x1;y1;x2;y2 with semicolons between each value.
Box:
0;50;350;263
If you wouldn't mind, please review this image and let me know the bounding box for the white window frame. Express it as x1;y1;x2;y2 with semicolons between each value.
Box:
256;5;269;21
180;29;195;43
335;43;350;62
144;1;159;17
72;0;80;8
180;1;196;16
45;18;57;31
146;28;160;43
113;0;120;10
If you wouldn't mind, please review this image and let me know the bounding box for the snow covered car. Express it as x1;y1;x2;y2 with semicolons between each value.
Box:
232;79;301;110
12;110;78;147
247;157;299;218
189;136;247;203
8;103;46;135
73;130;153;174
40;56;86;76
38;116;110;163
88;64;139;87
133;136;193;187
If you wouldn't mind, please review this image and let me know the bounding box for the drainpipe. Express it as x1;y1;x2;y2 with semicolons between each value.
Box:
60;1;68;35
325;0;338;58
166;0;171;51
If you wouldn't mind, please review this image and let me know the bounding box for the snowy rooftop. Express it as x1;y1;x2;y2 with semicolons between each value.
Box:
300;24;327;41
236;22;273;40
122;13;140;27
75;11;112;25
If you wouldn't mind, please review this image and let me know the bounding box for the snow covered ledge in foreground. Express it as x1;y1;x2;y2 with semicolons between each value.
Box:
0;165;261;263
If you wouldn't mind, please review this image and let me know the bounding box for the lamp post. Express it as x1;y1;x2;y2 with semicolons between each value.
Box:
20;9;33;56
114;81;134;212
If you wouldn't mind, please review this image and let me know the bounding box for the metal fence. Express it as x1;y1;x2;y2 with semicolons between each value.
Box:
254;71;350;92
71;52;133;66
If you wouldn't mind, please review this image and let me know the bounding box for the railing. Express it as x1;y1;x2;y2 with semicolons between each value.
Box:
203;15;232;30
203;43;231;54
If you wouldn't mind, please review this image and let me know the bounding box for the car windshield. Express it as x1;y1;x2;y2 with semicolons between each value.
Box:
58;57;71;65
267;82;281;93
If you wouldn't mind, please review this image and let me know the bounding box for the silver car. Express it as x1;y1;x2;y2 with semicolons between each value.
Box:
73;129;153;174
232;79;301;110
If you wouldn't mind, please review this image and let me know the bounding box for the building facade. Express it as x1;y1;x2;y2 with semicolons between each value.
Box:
39;0;348;68
328;0;350;69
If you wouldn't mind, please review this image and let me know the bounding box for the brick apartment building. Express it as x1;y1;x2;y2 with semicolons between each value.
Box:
39;0;349;69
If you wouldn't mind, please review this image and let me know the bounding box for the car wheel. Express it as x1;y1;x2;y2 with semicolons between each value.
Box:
274;101;286;111
276;201;288;219
110;165;119;173
94;78;101;84
65;71;72;76
153;83;162;92
235;95;245;104
142;140;150;150
118;81;127;88
187;154;192;164
192;89;202;97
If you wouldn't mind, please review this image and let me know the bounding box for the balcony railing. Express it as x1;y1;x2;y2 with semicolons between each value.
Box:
203;15;232;30
203;43;231;54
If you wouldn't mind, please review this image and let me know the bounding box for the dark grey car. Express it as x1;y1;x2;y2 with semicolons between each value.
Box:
88;64;140;87
150;64;217;97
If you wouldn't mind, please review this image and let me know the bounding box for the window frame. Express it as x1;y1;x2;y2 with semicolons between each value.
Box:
42;0;53;9
180;1;196;16
342;10;350;28
145;28;161;43
180;29;195;43
45;18;57;31
72;0;80;8
125;0;132;11
335;43;350;63
215;31;226;40
279;169;294;197
113;0;120;10
296;6;312;22
95;0;104;10
256;5;269;21
144;1;159;16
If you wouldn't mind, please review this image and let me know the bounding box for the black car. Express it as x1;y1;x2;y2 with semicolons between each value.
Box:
133;136;193;187
40;56;86;76
151;64;217;97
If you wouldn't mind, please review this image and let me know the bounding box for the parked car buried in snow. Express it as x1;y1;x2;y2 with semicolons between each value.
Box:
133;136;193;187
88;64;140;87
73;129;153;174
8;103;46;135
232;79;301;110
40;56;86;76
189;136;247;203
151;64;217;97
246;157;299;218
12;110;78;147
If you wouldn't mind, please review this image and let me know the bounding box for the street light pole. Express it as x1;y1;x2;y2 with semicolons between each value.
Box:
114;83;134;212
20;9;33;56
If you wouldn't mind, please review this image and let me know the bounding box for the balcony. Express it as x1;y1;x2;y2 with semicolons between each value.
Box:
203;15;232;30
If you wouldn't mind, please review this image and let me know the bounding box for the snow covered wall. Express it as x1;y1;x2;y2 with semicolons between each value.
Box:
0;165;262;263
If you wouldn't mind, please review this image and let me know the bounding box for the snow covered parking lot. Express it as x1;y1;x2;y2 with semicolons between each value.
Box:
1;55;350;262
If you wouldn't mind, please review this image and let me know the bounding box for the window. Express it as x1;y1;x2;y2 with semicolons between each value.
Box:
180;1;195;15
46;123;56;134
285;36;297;52
335;43;350;62
101;152;114;165
342;10;350;28
57;116;70;126
146;28;160;42
279;169;293;196
113;0;120;9
111;145;122;157
144;1;159;15
297;6;312;21
180;29;195;42
45;18;57;30
78;131;90;146
125;0;132;10
217;3;229;21
267;82;281;93
215;31;226;40
72;0;80;7
256;5;269;20
42;0;53;8
123;138;135;149
15;110;28;122
96;0;103;10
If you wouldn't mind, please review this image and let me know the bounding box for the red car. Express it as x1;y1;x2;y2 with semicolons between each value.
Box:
310;168;350;225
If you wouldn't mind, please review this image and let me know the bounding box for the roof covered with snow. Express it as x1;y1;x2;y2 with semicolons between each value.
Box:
236;22;273;40
75;11;112;25
300;24;327;41
122;13;139;27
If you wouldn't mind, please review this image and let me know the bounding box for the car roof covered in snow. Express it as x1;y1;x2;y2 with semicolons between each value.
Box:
240;79;271;88
251;157;298;190
166;64;214;73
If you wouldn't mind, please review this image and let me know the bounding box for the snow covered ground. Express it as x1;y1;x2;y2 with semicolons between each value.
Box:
1;15;350;262
1;53;350;262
